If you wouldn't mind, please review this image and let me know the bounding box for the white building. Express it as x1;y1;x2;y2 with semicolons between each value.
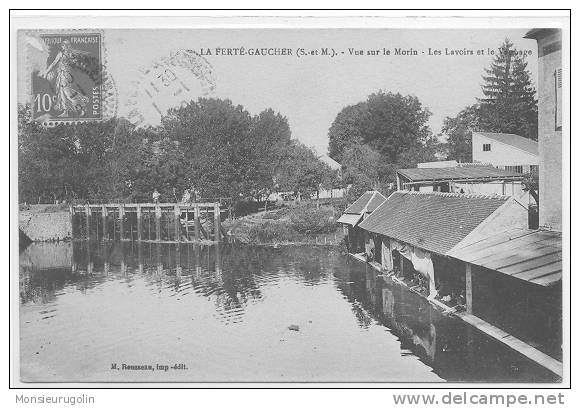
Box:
471;132;539;174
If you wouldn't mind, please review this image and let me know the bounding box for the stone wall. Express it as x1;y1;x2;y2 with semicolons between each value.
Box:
19;210;72;242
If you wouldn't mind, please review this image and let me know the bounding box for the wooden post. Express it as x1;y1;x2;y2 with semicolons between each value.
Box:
86;240;93;274
185;209;190;240
175;243;182;278
119;204;125;240
215;242;221;276
466;263;473;314
399;251;404;276
138;242;143;274
156;243;162;275
148;209;152;240
214;203;221;242
103;241;110;275
174;205;181;241
102;205;108;240
85;204;91;240
155;205;161;242
136;205;142;241
195;245;201;279
194;205;200;240
69;206;74;239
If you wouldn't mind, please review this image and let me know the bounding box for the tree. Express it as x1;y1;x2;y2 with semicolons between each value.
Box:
442;39;539;161
478;39;538;140
441;105;480;163
327;103;366;162
523;171;539;206
340;143;394;200
161;98;293;201
328;91;432;164
276;141;334;198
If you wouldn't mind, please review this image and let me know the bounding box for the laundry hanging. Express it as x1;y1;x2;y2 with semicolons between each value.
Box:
390;239;437;298
381;238;393;271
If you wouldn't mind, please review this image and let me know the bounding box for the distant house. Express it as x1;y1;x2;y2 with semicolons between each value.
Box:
471;132;539;174
317;154;346;199
318;154;342;172
396;165;526;197
336;190;387;253
524;28;563;231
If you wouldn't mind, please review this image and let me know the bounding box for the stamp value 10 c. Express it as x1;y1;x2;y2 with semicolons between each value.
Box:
31;32;103;124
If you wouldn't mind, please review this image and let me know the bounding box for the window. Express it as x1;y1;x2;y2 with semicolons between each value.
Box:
505;165;524;174
483;143;491;152
554;68;562;130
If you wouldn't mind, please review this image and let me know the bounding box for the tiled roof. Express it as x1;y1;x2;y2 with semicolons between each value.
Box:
474;132;539;156
344;191;387;215
397;166;523;183
336;213;363;226
358;191;510;254
447;228;562;287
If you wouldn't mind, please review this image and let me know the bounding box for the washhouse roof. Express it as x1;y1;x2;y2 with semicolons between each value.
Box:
343;191;387;215
447;228;562;287
358;191;511;255
397;166;523;183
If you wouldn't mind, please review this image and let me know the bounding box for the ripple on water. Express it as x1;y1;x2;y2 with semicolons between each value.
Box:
18;242;560;383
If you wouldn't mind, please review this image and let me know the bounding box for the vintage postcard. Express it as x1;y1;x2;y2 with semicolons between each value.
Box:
12;13;569;386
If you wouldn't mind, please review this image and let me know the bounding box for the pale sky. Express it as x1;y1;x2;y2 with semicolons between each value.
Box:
19;28;538;155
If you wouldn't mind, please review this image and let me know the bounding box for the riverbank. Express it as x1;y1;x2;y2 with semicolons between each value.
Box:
222;204;345;246
19;204;71;243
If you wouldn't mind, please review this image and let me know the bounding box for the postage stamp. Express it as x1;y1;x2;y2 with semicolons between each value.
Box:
30;32;104;124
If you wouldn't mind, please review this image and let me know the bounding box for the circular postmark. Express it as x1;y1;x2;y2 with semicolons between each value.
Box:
127;49;216;127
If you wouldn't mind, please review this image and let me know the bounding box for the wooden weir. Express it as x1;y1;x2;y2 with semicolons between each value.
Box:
70;202;226;243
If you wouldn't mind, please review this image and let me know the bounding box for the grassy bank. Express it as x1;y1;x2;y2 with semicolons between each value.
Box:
223;204;345;246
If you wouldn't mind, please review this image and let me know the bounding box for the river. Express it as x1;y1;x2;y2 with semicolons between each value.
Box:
19;241;559;382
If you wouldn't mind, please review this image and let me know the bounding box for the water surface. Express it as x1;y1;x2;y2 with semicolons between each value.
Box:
19;242;558;382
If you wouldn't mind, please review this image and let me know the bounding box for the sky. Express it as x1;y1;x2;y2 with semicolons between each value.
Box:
19;28;538;155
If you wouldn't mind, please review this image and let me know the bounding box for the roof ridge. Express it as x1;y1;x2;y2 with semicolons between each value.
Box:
400;190;510;200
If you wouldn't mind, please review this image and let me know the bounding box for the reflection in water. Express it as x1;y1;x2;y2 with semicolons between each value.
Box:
19;242;559;382
335;266;559;383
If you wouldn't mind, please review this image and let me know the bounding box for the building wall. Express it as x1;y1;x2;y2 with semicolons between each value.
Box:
536;31;563;231
456;199;529;249
472;133;539;167
412;181;525;198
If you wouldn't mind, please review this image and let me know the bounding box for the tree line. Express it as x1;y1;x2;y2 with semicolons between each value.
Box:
18;99;338;205
19;39;538;206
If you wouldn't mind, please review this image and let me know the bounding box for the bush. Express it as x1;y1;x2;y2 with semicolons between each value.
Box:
261;207;290;220
289;206;337;235
247;221;297;244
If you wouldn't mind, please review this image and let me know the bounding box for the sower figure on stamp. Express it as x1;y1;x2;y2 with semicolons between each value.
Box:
41;40;90;117
153;189;160;204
